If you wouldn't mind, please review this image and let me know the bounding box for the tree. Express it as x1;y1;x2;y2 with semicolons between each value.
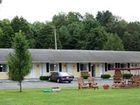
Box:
52;12;68;29
11;16;35;48
96;10;117;32
123;31;140;51
83;13;99;33
85;27;107;50
7;31;32;92
0;19;14;48
30;21;46;48
58;25;70;49
103;33;124;50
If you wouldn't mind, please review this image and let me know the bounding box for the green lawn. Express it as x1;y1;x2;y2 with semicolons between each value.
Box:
0;88;140;105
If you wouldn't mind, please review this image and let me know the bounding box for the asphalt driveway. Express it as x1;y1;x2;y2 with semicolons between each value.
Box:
0;78;113;89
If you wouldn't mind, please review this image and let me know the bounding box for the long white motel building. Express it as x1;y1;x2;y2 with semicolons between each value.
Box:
0;49;140;79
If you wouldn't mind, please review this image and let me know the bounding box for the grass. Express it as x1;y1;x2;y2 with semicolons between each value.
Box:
0;87;140;105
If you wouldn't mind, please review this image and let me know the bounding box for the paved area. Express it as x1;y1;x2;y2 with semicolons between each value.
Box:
0;78;113;89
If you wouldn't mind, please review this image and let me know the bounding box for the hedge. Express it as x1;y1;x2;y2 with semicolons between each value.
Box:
40;76;49;80
101;74;111;79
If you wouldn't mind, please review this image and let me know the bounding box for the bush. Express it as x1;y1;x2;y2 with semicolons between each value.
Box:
122;73;133;79
101;74;111;79
81;71;89;79
40;76;49;80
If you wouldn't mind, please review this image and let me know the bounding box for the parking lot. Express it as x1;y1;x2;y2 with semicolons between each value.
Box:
0;78;113;89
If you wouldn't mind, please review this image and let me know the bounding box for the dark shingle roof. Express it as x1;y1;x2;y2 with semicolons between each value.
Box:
0;49;140;63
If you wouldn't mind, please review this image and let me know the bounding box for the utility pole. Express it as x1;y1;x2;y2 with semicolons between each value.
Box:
54;28;57;50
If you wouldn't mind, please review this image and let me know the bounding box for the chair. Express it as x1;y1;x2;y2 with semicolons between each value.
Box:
88;77;99;89
129;76;140;87
77;77;89;89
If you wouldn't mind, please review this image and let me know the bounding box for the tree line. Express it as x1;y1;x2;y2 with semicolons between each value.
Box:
0;10;140;51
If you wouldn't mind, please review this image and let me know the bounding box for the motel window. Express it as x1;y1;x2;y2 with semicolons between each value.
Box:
105;63;130;72
50;64;59;72
108;64;114;70
79;63;88;71
0;64;7;72
121;63;127;68
115;63;120;68
50;64;54;72
105;63;114;71
131;64;137;67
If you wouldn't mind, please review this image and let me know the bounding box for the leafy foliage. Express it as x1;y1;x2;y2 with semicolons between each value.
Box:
7;31;32;92
101;74;111;79
0;11;140;51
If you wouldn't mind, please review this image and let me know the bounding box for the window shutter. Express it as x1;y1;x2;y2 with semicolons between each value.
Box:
77;63;79;72
59;63;62;72
105;63;107;72
128;63;130;68
88;63;91;72
46;63;49;72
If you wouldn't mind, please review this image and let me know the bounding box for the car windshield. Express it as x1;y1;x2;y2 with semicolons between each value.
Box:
59;72;70;76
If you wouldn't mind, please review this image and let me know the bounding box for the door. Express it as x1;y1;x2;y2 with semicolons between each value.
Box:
66;64;73;75
91;64;95;77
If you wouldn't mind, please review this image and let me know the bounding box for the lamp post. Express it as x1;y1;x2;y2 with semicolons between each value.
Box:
54;28;57;50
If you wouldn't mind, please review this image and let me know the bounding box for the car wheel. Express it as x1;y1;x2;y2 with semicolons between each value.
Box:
68;81;71;83
57;79;60;83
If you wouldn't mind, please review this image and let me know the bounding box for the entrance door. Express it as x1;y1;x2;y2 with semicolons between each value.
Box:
66;64;73;75
91;64;95;77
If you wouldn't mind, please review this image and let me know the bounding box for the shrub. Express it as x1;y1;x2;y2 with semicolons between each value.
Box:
40;76;49;80
122;73;133;79
101;74;111;79
81;71;89;79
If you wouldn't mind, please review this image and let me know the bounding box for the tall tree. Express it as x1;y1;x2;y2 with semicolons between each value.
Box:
67;22;84;49
83;13;99;33
58;25;70;49
85;27;107;50
123;31;140;51
103;33;124;50
11;16;35;48
96;10;117;32
52;12;68;29
7;31;32;92
30;21;46;48
0;19;14;48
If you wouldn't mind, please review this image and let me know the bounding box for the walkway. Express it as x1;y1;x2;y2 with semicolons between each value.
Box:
0;78;113;89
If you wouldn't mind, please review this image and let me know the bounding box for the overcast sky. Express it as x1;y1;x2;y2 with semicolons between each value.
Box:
0;0;140;23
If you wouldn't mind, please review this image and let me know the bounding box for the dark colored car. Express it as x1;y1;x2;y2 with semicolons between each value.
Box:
49;72;74;83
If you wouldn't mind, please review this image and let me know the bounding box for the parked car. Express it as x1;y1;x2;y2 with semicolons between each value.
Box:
48;72;74;83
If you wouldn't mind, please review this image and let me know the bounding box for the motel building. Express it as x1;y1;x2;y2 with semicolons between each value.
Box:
0;49;140;80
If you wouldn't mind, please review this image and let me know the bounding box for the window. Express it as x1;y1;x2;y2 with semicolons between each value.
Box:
115;63;120;68
131;63;137;67
107;64;114;70
79;63;88;71
0;64;7;72
105;63;114;71
121;63;127;68
50;64;59;72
